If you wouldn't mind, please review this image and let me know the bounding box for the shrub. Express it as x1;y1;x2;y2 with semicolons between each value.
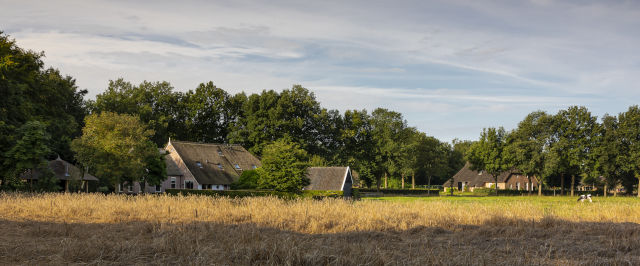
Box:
231;170;260;189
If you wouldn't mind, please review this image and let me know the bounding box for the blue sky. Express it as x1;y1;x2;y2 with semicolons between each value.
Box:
2;0;639;142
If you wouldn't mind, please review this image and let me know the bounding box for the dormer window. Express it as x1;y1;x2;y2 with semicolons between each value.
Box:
196;161;203;168
234;164;241;170
218;150;224;156
251;165;257;169
217;163;223;170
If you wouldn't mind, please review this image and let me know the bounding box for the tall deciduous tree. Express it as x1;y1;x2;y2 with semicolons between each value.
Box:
554;106;598;197
71;112;159;190
1;32;88;171
256;138;310;192
504;111;552;196
466;127;510;196
617;105;640;197
370;108;409;189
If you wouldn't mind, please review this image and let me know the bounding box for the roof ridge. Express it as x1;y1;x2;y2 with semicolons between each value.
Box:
171;140;243;146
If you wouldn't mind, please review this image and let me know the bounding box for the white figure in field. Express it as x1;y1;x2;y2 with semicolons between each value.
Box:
577;194;592;203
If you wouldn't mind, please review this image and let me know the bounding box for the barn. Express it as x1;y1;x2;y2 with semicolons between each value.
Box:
305;166;355;197
444;162;538;192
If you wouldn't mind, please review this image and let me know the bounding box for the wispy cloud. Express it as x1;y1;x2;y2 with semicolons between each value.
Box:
2;0;639;141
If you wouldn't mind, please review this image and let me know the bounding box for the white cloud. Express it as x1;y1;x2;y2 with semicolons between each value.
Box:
2;0;639;141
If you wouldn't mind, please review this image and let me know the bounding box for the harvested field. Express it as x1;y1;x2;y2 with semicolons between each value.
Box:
0;193;639;265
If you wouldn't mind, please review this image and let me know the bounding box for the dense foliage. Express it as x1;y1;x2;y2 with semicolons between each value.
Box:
0;32;88;189
71;112;161;190
467;107;640;196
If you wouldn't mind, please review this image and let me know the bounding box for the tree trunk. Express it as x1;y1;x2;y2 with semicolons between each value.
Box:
571;175;575;197
535;176;542;196
527;175;531;196
637;177;640;198
411;172;415;189
450;178;454;196
561;173;565;196
384;172;388;189
427;176;431;196
401;173;405;189
604;183;608;197
494;175;499;196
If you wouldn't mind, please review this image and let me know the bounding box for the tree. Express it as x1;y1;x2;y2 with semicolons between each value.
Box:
413;134;449;192
256;138;310;192
93;79;178;146
617;105;640;197
466;127;510;196
140;149;167;193
71;112;158;190
370;108;409;189
591;114;623;196
554;106;598;197
1;32;88;171
2;121;51;190
504;111;552;196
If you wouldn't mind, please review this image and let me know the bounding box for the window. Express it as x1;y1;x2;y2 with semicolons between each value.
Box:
516;182;521;190
155;185;162;193
234;164;241;170
217;164;223;170
171;177;176;189
509;184;513;189
185;180;194;189
127;184;133;193
218;150;224;156
251;165;257;169
216;185;220;190
196;161;202;168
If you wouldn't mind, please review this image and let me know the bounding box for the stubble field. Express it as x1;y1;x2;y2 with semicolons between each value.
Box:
0;193;638;265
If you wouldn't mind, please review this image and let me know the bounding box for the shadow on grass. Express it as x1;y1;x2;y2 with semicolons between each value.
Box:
0;217;638;265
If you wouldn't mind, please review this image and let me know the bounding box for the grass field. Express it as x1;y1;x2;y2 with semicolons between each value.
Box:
0;193;638;265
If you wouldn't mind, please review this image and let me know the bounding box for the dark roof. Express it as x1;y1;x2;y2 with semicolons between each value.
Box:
444;162;513;187
305;167;351;191
169;140;262;185
21;158;98;181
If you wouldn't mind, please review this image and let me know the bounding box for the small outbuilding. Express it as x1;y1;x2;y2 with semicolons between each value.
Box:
21;156;99;192
305;166;355;197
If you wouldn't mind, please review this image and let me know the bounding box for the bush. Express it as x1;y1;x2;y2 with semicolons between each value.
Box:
231;170;259;190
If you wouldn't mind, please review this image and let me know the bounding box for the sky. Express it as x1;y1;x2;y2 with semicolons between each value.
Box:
2;0;640;142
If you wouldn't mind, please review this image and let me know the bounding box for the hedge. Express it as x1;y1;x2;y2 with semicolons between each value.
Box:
357;188;440;195
165;189;347;199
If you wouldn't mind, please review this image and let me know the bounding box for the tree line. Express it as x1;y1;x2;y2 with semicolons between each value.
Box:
0;32;464;191
466;106;640;197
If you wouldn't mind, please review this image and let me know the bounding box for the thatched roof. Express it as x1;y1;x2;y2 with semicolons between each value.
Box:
444;162;513;187
305;167;351;191
169;140;262;185
159;148;182;176
21;157;98;181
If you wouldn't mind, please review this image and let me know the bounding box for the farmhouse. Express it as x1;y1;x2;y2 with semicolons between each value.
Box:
122;140;261;193
21;156;98;192
444;162;538;192
305;166;355;197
